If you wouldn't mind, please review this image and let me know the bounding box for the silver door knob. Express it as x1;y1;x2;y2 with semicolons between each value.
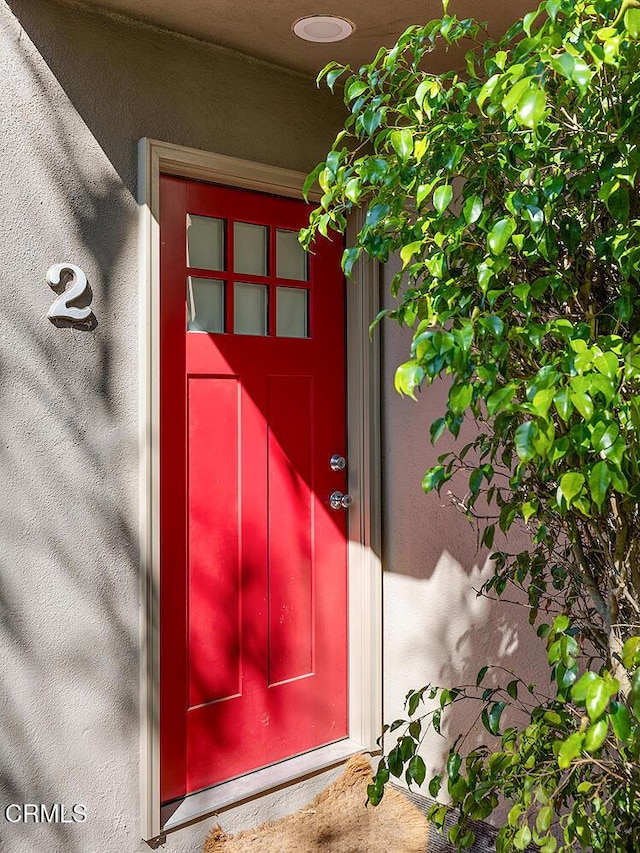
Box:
330;491;352;510
330;454;346;471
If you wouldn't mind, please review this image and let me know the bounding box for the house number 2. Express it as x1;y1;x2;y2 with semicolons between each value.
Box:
46;263;93;323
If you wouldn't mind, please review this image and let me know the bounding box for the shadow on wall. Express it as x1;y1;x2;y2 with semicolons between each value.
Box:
381;269;548;803
0;4;349;851
7;0;347;193
0;7;143;852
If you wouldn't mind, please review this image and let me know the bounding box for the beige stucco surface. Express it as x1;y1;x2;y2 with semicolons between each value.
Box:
381;264;547;806
0;1;546;851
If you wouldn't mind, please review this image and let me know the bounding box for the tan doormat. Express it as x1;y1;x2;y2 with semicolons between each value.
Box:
203;754;429;853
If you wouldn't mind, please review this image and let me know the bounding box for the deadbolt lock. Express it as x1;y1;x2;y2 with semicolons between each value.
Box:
330;454;346;471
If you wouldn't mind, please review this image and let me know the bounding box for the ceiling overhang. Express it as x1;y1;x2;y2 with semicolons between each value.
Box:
72;0;537;77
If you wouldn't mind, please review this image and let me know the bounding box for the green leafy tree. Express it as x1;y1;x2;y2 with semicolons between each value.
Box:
302;0;640;849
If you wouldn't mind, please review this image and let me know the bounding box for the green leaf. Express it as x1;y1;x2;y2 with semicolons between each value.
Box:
469;468;483;494
586;678;609;720
365;203;389;228
342;246;360;277
414;79;431;108
514;421;537;462
428;775;442;797
502;77;533;114
557;732;584;768
513;825;532;850
449;383;473;415
554;387;573;421
609;702;632;742
592;422;619;453
390;128;414;161
548;641;561;665
570;59;593;94
594;351;619;379
536;805;553;834
407;754;426;786
433;184;453;214
487;701;506;735
606;184;630;222
572;671;599;703
346;79;368;102
395;361;425;399
480;315;504;337
400;240;423;267
447;751;462;780
559;472;585;505
546;0;561;21
486;385;515;415
325;65;347;91
482;524;495;548
476;73;500;112
476;665;489;686
532;388;555;419
622;636;640;670
302;162;323;200
416;182;436;208
488;217;516;255
463;195;483;224
588;461;611;509
625;7;640;38
515;88;547;129
560;634;579;667
553;615;570;632
422;465;448;492
508;803;523;828
388;746;403;777
367;782;383;805
344;177;362;204
584;719;608;752
430;418;446;443
570;391;594;420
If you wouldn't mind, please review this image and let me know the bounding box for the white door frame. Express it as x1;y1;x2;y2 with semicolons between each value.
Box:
138;138;382;841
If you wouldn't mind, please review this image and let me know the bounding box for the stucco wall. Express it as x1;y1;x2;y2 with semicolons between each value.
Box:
381;259;547;805
0;2;349;852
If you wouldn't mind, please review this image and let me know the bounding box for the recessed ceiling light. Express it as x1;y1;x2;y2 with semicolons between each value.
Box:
293;15;355;43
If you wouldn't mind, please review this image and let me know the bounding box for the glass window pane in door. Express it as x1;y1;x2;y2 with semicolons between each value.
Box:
187;278;225;333
187;215;225;271
276;229;308;281
234;282;268;335
276;287;308;338
234;222;268;276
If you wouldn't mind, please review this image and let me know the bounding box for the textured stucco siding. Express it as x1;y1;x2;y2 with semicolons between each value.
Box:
0;2;348;851
381;259;547;806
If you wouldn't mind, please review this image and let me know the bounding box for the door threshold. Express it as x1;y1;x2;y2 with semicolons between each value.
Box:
161;738;367;832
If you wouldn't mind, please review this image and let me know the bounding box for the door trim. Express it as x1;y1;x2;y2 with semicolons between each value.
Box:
138;138;381;841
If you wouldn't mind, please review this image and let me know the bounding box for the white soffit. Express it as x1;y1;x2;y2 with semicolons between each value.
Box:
73;0;538;77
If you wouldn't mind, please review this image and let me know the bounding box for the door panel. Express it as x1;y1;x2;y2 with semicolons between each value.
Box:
188;375;241;707
160;175;348;802
267;375;314;686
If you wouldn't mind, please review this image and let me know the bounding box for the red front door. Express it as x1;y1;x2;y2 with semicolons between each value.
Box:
159;175;348;802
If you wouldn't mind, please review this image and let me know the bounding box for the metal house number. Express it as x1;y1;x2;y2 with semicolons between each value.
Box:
46;263;93;323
